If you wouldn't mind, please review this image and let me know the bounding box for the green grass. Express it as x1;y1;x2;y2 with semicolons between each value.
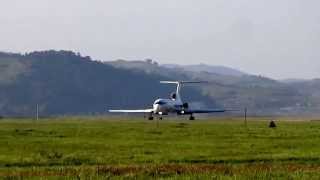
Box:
1;117;320;179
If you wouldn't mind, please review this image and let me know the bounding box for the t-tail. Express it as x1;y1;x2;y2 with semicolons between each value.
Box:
160;81;208;103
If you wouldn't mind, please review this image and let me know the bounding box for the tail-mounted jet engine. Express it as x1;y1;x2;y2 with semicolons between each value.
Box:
183;102;189;109
171;92;177;100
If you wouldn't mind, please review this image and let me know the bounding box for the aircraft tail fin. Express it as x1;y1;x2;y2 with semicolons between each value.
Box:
160;81;208;102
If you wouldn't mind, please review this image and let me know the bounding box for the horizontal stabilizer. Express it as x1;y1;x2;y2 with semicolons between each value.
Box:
160;81;208;84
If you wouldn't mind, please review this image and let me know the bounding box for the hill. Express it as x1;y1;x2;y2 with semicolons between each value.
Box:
162;63;247;77
0;51;210;116
1;51;320;116
106;59;320;115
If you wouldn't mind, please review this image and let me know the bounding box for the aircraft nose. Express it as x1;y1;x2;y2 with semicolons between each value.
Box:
153;104;160;112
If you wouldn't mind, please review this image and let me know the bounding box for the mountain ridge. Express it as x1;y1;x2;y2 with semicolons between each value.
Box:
162;63;247;77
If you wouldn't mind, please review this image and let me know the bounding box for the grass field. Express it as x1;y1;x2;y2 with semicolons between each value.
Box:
1;117;320;179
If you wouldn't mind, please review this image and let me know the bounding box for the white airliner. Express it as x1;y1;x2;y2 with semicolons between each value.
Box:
109;81;232;120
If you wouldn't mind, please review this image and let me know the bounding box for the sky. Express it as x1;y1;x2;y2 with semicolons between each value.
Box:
0;0;319;79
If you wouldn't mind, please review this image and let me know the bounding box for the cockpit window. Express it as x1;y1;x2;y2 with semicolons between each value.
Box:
154;100;166;105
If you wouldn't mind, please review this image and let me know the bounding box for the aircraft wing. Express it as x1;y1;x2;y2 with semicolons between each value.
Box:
183;109;239;114
109;109;154;113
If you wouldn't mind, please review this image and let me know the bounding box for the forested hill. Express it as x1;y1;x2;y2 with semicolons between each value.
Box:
0;51;210;116
107;59;320;116
1;50;320;117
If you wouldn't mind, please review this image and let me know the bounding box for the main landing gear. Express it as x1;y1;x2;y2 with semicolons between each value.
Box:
147;114;163;120
189;114;195;120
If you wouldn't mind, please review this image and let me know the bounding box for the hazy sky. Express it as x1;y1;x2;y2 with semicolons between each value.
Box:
0;0;319;79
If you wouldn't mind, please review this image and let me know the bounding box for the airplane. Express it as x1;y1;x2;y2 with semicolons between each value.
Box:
109;81;234;120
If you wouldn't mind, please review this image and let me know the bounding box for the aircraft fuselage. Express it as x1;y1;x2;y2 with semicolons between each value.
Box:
153;98;184;115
